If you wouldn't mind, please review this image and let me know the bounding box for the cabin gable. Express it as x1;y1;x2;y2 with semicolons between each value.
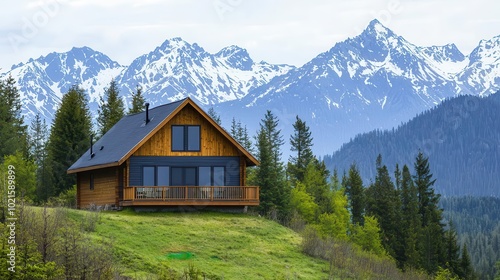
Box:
134;104;239;157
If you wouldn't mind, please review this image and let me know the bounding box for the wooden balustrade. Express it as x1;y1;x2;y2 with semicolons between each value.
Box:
122;186;259;204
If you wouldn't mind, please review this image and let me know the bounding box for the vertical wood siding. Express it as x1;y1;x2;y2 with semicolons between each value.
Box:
134;104;240;157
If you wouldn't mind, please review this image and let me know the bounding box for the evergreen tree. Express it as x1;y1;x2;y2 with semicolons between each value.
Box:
365;154;402;265
459;244;476;280
97;79;125;135
288;115;314;182
47;85;92;196
400;164;420;269
129;85;145;114
254;111;289;217
444;222;461;277
230;118;253;153
345;163;365;226
0;75;27;159
28;114;52;202
207;107;222;125
413;152;445;274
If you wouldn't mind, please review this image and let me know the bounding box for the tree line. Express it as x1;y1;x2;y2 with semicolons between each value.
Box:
1;76;497;279
232;108;478;279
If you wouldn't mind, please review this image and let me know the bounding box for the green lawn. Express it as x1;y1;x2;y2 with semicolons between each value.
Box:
72;209;329;279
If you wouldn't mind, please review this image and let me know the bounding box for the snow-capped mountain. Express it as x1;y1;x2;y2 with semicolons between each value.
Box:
458;35;500;95
214;19;500;155
2;19;499;156
116;37;293;106
2;47;123;121
2;38;292;124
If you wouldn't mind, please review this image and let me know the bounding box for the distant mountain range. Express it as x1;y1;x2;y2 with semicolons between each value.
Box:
324;92;500;197
2;19;500;155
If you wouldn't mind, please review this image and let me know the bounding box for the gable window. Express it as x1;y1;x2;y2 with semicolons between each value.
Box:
172;125;200;151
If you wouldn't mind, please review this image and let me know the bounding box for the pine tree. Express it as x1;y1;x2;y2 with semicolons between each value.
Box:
444;222;461;277
0;75;27;159
47;85;92;196
97;79;125;135
230;118;253;153
365;154;402;265
129;85;145;114
288;115;314;183
254;111;289;217
459;244;476;280
28;114;52;202
413;152;445;274
207;107;222;125
345;163;365;226
400;164;420;269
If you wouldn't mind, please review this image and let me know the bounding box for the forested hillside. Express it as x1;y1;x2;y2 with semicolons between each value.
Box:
324;92;500;196
441;197;500;280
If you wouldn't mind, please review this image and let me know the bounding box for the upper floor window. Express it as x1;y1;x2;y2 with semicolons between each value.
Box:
172;125;200;151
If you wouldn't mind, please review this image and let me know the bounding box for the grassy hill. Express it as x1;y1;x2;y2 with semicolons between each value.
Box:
68;208;329;279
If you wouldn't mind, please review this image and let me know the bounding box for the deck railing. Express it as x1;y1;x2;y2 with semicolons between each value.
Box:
123;186;259;202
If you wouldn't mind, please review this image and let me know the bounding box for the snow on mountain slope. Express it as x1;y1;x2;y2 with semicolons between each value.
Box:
2;47;124;121
117;38;293;107
215;19;500;155
458;35;500;96
2;19;499;157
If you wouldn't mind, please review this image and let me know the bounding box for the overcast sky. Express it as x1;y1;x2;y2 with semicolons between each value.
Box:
1;0;499;71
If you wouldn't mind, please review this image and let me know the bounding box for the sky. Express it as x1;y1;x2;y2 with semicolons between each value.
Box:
1;0;499;71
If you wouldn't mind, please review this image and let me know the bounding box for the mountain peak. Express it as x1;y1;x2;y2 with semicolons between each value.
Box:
363;19;393;37
216;45;253;70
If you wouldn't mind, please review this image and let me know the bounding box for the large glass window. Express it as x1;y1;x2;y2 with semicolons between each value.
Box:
157;166;170;186
171;167;197;186
213;167;225;186
143;166;155;186
198;167;211;186
171;125;200;151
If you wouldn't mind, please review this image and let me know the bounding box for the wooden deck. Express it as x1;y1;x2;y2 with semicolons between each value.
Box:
120;186;259;206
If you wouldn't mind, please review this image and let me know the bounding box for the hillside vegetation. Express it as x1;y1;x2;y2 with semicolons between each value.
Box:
82;209;328;279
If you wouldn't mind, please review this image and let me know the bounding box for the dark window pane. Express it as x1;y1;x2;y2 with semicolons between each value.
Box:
171;167;183;186
172;126;185;151
199;167;211;186
214;167;225;186
157;166;169;186
143;167;155;186
187;126;200;151
185;168;197;186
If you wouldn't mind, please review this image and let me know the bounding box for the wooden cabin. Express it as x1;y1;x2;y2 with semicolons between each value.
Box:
67;98;259;210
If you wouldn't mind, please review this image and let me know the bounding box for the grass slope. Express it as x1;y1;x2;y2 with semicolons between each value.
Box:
70;209;328;279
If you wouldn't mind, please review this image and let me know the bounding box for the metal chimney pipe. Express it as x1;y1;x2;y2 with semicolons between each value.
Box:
145;103;150;124
90;134;95;158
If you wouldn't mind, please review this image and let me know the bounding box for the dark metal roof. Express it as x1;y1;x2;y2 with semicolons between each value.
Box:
67;98;186;172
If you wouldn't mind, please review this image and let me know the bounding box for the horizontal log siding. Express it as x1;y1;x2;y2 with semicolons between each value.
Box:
78;167;118;208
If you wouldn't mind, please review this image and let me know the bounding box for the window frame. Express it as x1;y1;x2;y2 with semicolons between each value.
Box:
171;125;201;152
142;166;156;186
